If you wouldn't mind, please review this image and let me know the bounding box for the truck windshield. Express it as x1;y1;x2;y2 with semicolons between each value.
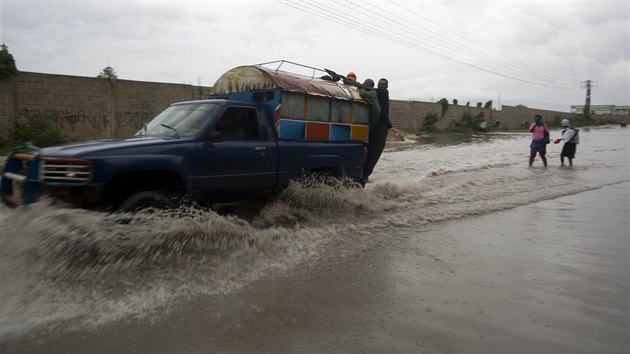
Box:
137;103;219;138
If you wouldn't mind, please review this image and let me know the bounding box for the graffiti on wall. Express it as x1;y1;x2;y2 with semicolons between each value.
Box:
16;102;160;133
17;108;110;132
115;102;157;130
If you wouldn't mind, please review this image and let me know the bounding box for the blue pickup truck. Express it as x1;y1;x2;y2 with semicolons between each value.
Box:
1;62;370;211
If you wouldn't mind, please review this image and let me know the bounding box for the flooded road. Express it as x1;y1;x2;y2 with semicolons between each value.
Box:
1;126;628;353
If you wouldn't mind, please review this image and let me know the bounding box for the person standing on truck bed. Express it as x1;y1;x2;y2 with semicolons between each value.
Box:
343;75;384;185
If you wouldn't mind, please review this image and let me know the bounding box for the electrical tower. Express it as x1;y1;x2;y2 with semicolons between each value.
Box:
580;80;595;117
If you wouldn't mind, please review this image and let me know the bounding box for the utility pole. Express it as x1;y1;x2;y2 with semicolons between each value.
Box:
580;80;592;118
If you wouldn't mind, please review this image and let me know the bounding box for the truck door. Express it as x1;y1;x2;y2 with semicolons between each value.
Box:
193;106;278;200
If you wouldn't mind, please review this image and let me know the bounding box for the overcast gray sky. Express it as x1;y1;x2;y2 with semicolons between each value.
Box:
1;0;628;112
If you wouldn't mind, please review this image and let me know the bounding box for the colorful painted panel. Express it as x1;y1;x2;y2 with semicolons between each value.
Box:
277;90;368;143
305;122;330;141
277;119;368;143
330;124;351;140
278;119;305;140
351;125;369;143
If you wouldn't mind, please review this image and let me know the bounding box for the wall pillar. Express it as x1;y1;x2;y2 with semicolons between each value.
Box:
0;78;17;143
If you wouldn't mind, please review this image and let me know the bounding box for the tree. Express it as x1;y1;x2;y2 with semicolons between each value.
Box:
452;99;458;105
97;66;118;79
483;100;493;109
438;98;449;116
10;112;68;147
0;43;18;79
421;112;439;133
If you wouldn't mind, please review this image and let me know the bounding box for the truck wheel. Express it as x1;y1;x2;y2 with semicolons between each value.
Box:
118;191;175;213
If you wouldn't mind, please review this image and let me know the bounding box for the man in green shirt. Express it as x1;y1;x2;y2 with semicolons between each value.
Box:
359;79;381;133
343;77;381;135
343;76;382;186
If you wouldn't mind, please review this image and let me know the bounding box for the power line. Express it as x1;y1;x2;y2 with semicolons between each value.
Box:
385;0;580;88
276;0;521;81
596;85;629;105
280;0;549;86
276;0;580;89
360;0;577;87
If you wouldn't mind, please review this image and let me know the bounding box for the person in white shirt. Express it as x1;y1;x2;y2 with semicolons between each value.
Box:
554;119;579;166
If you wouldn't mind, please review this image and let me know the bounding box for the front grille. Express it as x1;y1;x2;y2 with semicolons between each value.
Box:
40;158;92;184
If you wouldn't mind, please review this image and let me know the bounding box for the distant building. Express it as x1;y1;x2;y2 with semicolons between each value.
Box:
571;105;630;115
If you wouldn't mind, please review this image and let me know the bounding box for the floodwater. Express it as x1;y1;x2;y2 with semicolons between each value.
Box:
0;126;628;353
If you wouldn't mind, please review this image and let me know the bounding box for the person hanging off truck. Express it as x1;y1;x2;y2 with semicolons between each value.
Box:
342;73;393;184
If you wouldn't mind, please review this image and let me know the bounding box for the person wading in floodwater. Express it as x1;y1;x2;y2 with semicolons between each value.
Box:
528;114;549;167
554;118;580;166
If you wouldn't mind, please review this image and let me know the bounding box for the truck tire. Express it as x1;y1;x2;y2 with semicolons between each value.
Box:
118;191;175;213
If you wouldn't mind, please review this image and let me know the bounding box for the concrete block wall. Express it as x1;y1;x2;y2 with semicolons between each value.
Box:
2;73;112;141
389;100;492;131
0;72;212;143
388;100;592;132
499;105;573;130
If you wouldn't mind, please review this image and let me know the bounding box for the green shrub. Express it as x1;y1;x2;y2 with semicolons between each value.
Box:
452;112;485;132
421;112;440;133
9;113;69;148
